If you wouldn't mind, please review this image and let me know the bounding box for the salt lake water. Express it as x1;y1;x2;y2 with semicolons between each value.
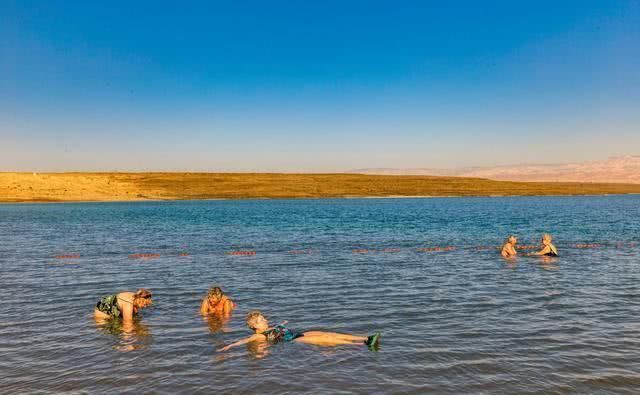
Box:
1;196;639;394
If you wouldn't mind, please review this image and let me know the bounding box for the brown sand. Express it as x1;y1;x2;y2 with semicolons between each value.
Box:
2;172;640;203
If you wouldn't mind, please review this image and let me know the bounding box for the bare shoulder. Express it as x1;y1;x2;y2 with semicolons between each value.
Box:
249;333;267;342
117;291;135;303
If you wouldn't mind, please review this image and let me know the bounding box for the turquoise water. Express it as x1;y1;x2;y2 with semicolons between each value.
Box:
1;196;639;394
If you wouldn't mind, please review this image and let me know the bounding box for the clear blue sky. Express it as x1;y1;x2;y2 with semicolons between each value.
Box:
1;0;639;172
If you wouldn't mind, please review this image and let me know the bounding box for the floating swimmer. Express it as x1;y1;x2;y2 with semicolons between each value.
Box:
501;235;518;258
200;286;235;316
94;288;153;323
217;310;381;352
529;233;559;257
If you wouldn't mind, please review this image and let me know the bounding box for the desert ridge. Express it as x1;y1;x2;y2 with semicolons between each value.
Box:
2;172;640;203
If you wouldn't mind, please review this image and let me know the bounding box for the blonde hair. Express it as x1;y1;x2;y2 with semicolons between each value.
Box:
246;310;265;330
506;235;517;243
134;288;153;308
542;233;553;242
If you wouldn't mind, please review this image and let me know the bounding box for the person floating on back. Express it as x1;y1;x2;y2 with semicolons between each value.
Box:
501;235;518;258
530;233;559;257
217;310;381;352
200;286;235;316
94;288;153;323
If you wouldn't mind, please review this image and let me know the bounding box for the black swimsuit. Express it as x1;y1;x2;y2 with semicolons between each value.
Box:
544;245;559;257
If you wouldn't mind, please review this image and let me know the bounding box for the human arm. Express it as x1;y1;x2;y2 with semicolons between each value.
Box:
200;298;209;315
530;246;551;256
501;244;517;257
218;333;265;352
118;292;135;322
222;299;235;314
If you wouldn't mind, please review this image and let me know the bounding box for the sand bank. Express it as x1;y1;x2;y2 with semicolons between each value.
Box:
2;172;640;203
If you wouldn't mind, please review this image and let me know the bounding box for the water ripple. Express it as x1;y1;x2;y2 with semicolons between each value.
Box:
1;196;640;394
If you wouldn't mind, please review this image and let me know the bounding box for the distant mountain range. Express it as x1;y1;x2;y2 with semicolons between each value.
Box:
350;156;640;184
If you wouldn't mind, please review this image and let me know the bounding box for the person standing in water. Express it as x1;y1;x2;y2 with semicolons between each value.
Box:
94;288;153;322
530;233;559;257
501;235;518;258
218;310;381;352
200;286;235;316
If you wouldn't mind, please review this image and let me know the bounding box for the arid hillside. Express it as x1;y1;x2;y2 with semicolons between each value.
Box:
2;172;640;203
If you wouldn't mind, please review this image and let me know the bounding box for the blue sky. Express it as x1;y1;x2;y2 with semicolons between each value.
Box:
1;0;639;171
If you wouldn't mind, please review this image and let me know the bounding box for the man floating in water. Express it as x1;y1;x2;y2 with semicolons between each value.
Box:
217;311;381;352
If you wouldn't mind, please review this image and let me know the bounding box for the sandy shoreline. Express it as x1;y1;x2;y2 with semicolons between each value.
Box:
3;172;640;203
3;194;640;205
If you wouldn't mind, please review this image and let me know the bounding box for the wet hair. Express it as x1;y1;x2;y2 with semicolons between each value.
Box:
207;286;224;300
506;235;517;243
246;310;265;330
134;288;153;308
542;233;553;242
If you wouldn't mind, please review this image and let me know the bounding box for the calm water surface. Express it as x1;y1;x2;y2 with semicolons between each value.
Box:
1;196;639;394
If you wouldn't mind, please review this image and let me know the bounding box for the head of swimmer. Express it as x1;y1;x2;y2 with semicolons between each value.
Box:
207;286;225;306
246;311;269;333
541;233;553;246
133;288;153;309
506;235;518;245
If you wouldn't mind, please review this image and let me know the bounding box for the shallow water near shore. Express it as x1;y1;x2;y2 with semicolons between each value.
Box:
1;196;640;394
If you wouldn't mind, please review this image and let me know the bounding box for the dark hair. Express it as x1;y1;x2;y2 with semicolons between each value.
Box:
208;286;224;299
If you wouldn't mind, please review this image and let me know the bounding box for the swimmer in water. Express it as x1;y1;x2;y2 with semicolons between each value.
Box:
218;310;381;352
94;288;153;323
200;286;235;316
501;235;518;258
530;233;559;257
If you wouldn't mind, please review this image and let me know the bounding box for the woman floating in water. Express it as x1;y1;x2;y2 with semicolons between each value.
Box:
530;233;559;257
200;286;235;316
501;235;518;258
218;310;381;352
94;288;153;322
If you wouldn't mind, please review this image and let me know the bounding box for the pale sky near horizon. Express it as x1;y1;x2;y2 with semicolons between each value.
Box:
1;1;639;172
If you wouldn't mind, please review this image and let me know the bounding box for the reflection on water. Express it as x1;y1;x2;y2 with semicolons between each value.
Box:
246;339;271;359
204;314;232;334
95;317;152;352
1;196;640;394
539;256;560;270
503;255;561;270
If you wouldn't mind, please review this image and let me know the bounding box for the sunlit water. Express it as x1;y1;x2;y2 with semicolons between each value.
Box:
1;196;639;394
